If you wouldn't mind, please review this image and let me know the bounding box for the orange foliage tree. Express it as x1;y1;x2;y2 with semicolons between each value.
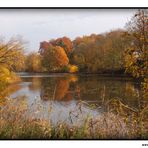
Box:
40;44;69;72
50;37;73;56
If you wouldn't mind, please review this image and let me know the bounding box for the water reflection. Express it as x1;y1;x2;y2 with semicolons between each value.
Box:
8;73;142;123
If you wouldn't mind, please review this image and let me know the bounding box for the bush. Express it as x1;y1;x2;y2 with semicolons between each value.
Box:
0;66;21;103
67;64;79;73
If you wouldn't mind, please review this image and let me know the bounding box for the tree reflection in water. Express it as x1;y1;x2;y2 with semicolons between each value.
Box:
29;74;142;110
40;75;78;103
4;74;144;125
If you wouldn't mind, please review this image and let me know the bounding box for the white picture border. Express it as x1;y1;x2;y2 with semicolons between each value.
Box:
0;2;147;148
0;0;147;7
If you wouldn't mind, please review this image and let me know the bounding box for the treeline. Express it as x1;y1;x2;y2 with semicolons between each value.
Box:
23;10;146;77
71;30;130;73
16;29;130;74
0;10;147;77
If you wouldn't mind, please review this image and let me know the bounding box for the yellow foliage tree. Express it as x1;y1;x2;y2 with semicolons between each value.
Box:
124;10;148;100
67;64;78;73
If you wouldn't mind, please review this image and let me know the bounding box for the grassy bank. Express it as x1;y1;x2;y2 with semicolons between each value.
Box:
0;67;21;104
0;98;147;139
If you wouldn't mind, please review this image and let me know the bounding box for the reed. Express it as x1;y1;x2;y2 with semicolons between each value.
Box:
0;97;147;139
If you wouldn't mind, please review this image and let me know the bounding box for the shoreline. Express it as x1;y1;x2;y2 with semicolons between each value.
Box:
15;71;139;81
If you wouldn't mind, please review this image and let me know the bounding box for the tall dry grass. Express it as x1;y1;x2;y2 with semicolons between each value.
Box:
0;97;147;139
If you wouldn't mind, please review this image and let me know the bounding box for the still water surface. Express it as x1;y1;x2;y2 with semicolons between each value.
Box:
9;73;141;124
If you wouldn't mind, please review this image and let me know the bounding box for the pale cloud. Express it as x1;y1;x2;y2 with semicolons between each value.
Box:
0;9;136;52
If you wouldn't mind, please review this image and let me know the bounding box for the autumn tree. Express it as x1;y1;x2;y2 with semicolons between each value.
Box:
103;30;130;72
0;38;25;69
39;41;50;55
26;52;42;72
40;44;69;72
0;37;25;92
71;35;99;72
11;50;26;72
124;10;148;100
71;31;128;73
50;37;73;56
124;10;148;78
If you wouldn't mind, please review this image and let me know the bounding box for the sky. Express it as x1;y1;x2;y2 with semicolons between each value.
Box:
0;9;136;53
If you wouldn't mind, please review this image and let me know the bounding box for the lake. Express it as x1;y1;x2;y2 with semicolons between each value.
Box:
8;73;142;125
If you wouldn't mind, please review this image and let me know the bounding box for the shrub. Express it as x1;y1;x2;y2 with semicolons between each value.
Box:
67;64;79;73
